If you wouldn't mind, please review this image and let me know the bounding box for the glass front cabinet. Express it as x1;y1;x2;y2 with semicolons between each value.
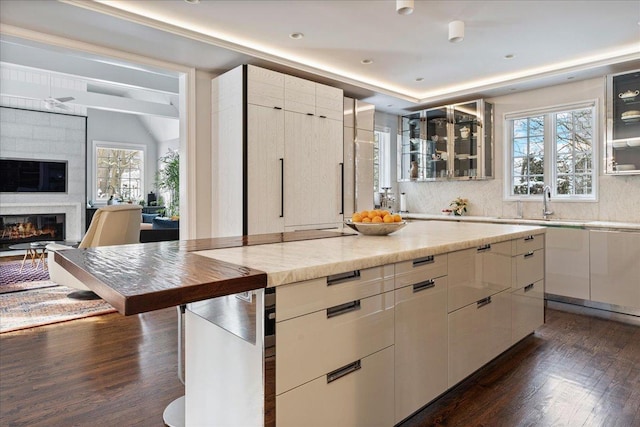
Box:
606;69;640;175
398;99;493;181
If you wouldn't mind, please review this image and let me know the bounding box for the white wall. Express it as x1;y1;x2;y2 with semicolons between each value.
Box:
86;108;158;204
398;77;640;223
0;106;87;240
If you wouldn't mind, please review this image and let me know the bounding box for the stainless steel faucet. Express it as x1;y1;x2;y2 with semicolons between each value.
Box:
542;185;553;219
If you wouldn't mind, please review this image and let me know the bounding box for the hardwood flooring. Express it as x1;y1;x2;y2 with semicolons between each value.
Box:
1;307;638;426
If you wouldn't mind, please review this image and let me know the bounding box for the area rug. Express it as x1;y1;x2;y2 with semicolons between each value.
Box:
0;284;116;333
0;260;50;288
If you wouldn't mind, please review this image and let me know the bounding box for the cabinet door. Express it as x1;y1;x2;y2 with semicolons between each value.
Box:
512;280;544;343
545;228;590;299
247;104;285;234
284;112;343;228
590;230;640;309
395;276;448;423
276;346;394;427
448;289;511;387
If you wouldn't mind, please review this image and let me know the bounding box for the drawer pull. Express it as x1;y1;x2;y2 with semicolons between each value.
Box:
524;251;535;258
413;279;436;293
327;270;361;285
524;283;534;292
327;300;361;318
307;112;314;116
412;255;435;267
273;106;282;110
477;244;492;252
327;360;361;384
524;235;535;241
477;296;492;308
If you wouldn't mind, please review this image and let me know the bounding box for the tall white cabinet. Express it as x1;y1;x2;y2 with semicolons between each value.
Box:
212;65;344;237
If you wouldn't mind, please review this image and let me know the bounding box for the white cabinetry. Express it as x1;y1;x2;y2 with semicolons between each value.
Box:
448;288;511;387
275;266;395;427
394;255;448;423
511;234;545;344
545;228;590;300
212;64;344;237
590;230;640;310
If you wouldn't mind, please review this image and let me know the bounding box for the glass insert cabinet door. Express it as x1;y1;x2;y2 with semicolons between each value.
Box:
606;69;640;175
398;99;493;181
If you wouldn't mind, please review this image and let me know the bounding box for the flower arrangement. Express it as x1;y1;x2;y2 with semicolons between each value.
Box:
449;197;469;216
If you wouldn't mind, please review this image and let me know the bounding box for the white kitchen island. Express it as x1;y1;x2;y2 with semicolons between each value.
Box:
188;220;546;426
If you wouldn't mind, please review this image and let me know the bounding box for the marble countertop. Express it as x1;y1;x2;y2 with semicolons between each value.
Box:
404;213;640;231
196;221;545;287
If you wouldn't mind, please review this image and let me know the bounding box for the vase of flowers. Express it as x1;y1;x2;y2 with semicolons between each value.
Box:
450;197;469;216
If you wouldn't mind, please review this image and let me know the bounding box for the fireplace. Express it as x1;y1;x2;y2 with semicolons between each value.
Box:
0;214;65;251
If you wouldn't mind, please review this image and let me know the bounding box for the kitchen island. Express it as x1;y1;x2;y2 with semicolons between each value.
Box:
55;221;546;426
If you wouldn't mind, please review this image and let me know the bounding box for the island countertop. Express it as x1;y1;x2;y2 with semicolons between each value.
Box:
195;221;546;287
55;222;545;315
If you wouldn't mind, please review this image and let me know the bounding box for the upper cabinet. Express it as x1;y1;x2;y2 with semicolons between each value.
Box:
398;99;493;181
606;69;640;175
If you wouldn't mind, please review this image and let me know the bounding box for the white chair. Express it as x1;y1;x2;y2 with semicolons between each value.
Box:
47;204;142;296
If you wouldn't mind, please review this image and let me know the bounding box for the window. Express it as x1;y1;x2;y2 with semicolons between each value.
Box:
92;141;145;203
506;101;597;200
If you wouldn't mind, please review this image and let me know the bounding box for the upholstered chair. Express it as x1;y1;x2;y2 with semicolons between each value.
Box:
47;204;142;296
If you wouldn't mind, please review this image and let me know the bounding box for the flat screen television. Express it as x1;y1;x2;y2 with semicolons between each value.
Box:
0;158;67;193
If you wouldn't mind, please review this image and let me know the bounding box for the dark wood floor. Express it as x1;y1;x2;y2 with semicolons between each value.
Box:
1;307;638;426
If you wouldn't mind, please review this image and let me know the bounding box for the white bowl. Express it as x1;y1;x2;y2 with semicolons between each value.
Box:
345;220;407;236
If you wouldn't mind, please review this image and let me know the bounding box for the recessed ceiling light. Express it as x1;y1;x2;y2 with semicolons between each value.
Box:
289;32;304;40
387;104;394;108
510;88;517;91
567;76;575;80
184;0;200;3
361;59;373;65
415;77;424;82
504;54;515;60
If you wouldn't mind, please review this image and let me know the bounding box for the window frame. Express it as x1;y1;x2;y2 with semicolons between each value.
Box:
91;140;146;205
374;127;392;192
504;100;598;202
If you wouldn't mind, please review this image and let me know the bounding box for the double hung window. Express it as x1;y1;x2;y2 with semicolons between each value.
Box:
92;141;145;203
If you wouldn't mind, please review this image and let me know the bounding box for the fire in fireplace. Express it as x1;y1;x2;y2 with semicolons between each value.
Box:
0;214;66;251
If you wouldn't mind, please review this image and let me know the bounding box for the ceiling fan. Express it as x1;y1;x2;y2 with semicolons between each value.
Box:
43;96;75;110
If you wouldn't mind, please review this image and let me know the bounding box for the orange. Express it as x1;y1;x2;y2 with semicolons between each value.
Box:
367;211;377;219
393;214;402;222
352;213;363;222
362;217;372;223
359;210;369;218
380;210;390;217
383;214;394;223
372;215;383;223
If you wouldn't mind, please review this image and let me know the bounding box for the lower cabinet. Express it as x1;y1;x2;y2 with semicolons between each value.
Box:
511;280;545;343
590;230;640;310
545;227;590;299
276;346;395;427
448;289;512;387
394;276;448;423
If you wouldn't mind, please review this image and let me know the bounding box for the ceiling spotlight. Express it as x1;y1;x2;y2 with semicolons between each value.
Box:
415;77;424;82
504;54;515;59
361;59;373;65
289;32;304;40
448;20;465;43
396;0;414;15
184;0;200;3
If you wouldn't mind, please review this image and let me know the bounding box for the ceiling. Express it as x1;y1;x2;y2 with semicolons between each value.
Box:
1;0;639;115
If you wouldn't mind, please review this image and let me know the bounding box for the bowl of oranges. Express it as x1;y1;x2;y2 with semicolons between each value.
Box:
345;210;406;235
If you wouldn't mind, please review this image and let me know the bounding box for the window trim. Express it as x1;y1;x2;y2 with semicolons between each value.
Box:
91;140;146;205
503;99;599;202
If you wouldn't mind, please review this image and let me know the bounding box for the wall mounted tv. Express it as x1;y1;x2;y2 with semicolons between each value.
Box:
0;158;67;193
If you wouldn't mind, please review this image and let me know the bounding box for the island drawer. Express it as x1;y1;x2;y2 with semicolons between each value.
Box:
276;346;394;427
395;254;447;289
276;290;394;395
275;264;394;322
515;248;544;289
514;233;544;255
